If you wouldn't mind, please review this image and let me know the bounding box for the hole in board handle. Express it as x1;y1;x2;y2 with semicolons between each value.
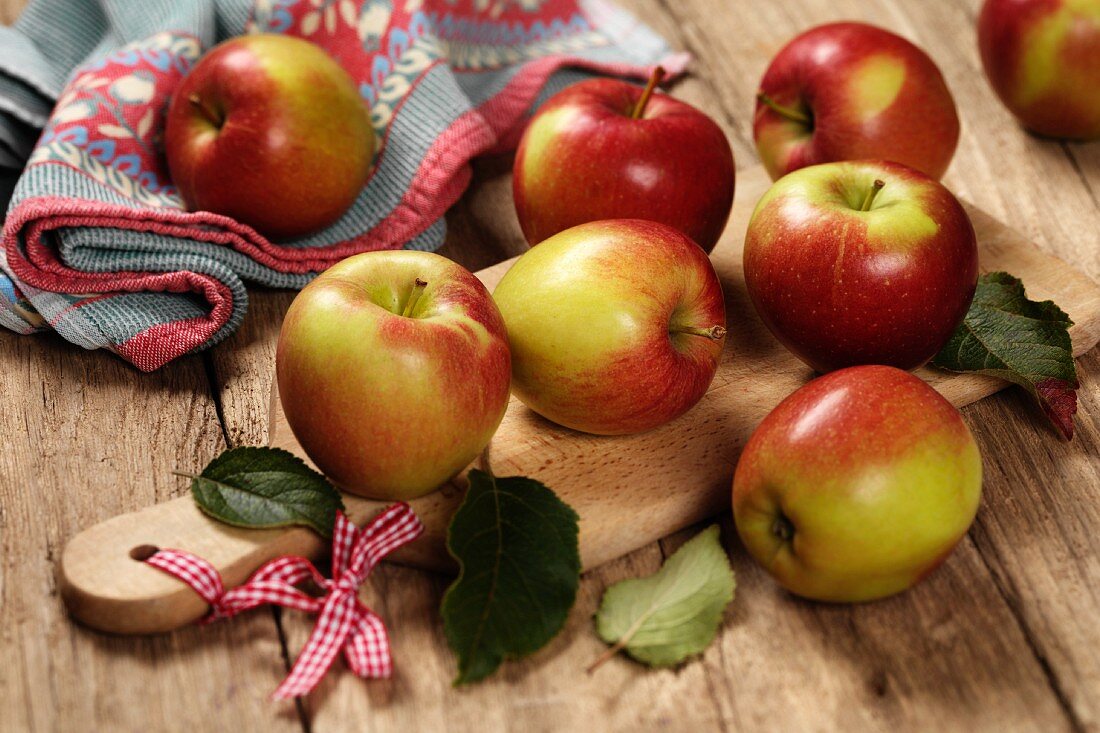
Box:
129;544;160;561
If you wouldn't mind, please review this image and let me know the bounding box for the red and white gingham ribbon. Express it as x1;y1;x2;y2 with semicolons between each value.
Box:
146;503;424;699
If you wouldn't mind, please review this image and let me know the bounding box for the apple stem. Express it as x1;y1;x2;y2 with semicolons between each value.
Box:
631;66;666;120
756;91;811;126
859;179;886;212
671;324;727;341
401;278;428;318
188;94;224;128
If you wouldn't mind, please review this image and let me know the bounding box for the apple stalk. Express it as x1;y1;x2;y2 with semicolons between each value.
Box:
188;94;224;128
631;66;666;119
756;91;811;126
671;324;727;340
859;179;886;212
401;278;428;318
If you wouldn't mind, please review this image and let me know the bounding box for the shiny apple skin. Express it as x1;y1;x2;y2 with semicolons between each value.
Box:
513;79;735;253
978;0;1100;139
492;219;726;435
276;251;511;500
754;22;960;180
743;160;977;373
733;365;983;602
165;34;375;240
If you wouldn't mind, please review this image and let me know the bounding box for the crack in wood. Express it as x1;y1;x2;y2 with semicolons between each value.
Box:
1061;143;1100;211
967;517;1085;733
201;349;311;733
201;352;233;450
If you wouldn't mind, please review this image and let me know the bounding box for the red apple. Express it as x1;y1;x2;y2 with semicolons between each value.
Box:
513;68;735;253
743;160;977;373
492;219;726;435
165;34;374;240
733;365;983;602
978;0;1100;139
754;22;960;180
276;251;511;500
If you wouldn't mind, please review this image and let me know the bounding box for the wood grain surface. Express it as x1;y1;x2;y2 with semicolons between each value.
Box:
2;0;1099;731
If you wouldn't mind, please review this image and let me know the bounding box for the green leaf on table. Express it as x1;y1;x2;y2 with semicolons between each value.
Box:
180;446;345;538
591;525;734;672
932;272;1078;439
441;469;580;685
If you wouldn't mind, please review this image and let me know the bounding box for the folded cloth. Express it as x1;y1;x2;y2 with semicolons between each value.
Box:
0;0;686;371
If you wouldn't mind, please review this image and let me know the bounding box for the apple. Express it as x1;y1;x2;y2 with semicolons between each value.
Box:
276;250;511;500
733;365;983;602
492;219;725;435
754;22;960;181
165;34;374;240
978;0;1100;139
513;68;735;253
743;159;977;373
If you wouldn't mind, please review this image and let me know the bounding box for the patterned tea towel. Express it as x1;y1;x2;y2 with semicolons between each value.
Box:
0;0;685;370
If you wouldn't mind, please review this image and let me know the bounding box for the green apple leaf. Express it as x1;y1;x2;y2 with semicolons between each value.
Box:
441;469;580;685
932;272;1078;439
179;447;345;538
591;525;734;671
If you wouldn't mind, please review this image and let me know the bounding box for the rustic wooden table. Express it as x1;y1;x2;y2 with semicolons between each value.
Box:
2;0;1098;731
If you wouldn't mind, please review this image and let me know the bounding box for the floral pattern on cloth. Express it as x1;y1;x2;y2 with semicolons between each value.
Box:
0;0;687;370
30;32;200;208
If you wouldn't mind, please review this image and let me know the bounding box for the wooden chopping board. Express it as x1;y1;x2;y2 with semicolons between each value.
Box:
60;165;1100;635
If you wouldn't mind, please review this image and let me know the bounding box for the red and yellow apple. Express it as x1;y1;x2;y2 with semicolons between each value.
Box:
492;219;725;435
276;251;511;500
513;69;735;253
754;22;960;180
743;160;978;373
733;365;983;602
978;0;1100;139
165;34;374;240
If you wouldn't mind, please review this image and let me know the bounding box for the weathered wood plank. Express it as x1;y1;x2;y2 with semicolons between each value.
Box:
0;332;303;732
1063;141;1100;212
961;350;1100;732
657;0;1100;729
884;3;1100;728
657;520;1073;732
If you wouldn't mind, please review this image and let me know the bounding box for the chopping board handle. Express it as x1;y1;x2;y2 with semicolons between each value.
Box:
59;473;465;635
59;495;328;634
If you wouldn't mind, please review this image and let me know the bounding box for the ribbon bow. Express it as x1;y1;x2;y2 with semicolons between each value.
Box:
146;503;424;699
